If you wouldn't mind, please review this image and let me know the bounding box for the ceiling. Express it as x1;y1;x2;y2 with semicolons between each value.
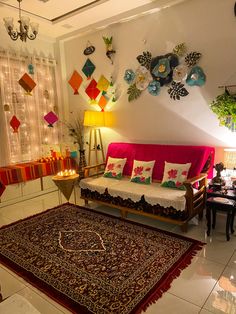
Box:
0;0;187;40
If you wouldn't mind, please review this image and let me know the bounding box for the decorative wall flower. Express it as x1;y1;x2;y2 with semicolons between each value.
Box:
173;65;188;82
136;51;152;69
124;44;205;101
186;66;206;86
148;80;161;96
151;57;171;79
185;52;201;67
135;66;152;90
168;81;189;100
173;43;187;57
124;69;135;84
127;84;142;102
150;53;178;86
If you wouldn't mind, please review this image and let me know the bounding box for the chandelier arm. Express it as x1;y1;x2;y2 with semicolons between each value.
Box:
9;33;19;41
7;27;19;40
27;32;37;41
3;0;38;42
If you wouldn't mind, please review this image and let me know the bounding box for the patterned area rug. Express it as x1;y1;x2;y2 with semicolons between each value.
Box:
0;204;204;314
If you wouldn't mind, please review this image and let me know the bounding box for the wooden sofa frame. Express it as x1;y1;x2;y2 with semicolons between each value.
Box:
81;163;208;232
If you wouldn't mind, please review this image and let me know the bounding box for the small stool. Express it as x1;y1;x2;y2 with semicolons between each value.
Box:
206;197;236;241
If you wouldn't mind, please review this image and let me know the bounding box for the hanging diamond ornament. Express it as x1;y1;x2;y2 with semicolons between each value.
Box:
10;115;21;133
3;0;39;42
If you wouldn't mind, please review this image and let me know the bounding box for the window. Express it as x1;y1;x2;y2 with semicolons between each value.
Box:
0;50;59;166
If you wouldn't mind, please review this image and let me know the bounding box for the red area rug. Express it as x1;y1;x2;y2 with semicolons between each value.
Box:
0;204;204;314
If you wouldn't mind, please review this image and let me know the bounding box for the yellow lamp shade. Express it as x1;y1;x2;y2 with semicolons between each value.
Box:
83;110;114;127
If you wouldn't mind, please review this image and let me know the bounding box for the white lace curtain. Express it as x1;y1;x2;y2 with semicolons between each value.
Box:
0;50;59;166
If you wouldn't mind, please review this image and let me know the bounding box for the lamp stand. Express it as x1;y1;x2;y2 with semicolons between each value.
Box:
88;128;105;165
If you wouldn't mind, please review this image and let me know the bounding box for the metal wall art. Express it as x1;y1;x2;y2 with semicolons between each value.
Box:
124;43;206;102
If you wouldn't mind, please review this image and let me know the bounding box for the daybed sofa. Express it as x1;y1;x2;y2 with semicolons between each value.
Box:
80;142;215;231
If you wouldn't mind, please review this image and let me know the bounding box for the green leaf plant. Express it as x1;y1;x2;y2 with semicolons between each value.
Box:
210;88;236;127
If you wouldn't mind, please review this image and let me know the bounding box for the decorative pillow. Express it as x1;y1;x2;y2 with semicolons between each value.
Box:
130;160;155;184
161;162;191;190
103;157;127;180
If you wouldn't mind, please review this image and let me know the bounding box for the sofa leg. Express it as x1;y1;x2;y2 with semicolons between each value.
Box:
84;199;89;206
120;210;127;219
181;223;188;233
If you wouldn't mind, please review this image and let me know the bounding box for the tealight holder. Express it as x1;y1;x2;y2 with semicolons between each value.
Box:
57;169;76;177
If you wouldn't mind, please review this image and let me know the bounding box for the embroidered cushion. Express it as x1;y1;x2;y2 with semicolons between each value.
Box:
161;162;191;190
103;157;127;180
130;160;155;184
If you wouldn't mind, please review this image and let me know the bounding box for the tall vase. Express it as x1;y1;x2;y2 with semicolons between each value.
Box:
78;149;87;178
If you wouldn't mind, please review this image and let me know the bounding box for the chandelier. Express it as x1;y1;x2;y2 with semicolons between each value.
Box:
3;0;39;42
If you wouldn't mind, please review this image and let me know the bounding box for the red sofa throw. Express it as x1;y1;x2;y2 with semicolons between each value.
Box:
106;143;215;181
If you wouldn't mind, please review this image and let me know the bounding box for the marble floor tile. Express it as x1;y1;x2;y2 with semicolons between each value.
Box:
203;266;236;314
144;292;201;314
0;287;65;314
0;266;26;300
168;256;225;307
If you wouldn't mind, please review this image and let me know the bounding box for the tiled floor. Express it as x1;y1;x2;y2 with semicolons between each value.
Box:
0;189;235;314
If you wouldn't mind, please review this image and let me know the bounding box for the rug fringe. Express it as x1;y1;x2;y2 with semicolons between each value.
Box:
134;242;204;314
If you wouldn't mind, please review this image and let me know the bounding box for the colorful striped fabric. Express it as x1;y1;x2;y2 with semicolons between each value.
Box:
0;158;77;187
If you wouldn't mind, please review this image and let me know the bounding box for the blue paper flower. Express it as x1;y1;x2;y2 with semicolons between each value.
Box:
186;66;206;86
151;58;171;79
148;80;161;96
124;69;135;84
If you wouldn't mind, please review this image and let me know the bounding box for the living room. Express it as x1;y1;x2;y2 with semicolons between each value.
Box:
0;0;236;313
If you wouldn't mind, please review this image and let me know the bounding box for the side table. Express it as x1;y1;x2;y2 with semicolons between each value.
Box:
206;192;236;241
52;174;79;204
206;197;236;241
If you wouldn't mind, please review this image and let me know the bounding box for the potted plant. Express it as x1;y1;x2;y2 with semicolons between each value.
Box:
64;117;87;175
210;88;236;131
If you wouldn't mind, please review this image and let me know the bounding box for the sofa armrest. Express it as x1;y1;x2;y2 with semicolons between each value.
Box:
184;173;208;185
183;173;208;217
84;163;106;178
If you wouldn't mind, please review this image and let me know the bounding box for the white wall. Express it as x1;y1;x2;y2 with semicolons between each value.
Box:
59;0;236;162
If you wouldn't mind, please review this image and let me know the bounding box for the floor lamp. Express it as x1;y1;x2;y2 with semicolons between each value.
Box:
83;110;113;165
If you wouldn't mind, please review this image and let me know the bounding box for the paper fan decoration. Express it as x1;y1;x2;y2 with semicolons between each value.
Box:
68;71;83;95
96;75;110;93
10;115;20;133
98;95;108;111
82;59;95;80
18;73;36;95
44;111;58;127
85;79;100;104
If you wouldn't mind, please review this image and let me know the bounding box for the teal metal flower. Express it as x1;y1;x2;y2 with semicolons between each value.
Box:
186;66;206;86
148;80;161;96
151;58;171;79
124;69;135;84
